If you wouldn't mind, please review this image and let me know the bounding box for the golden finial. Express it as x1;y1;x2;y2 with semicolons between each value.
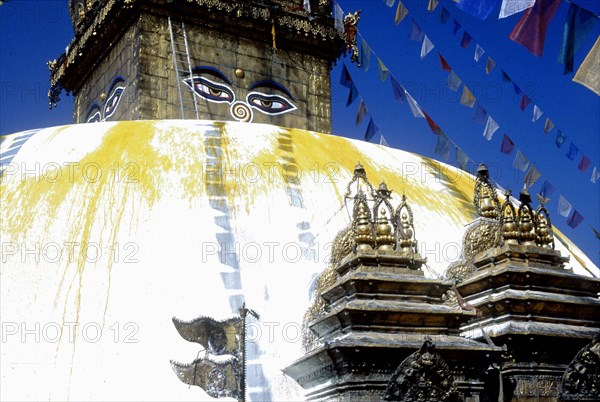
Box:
376;209;395;253
353;198;374;253
395;194;418;256
535;196;555;249
517;185;536;246
500;189;518;245
474;163;500;220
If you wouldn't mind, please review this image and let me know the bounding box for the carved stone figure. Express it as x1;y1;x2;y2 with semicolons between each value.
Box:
383;340;459;402
560;334;600;401
343;10;361;67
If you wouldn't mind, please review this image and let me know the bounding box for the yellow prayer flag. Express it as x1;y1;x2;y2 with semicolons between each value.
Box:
395;1;408;25
460;86;476;108
574;35;600;96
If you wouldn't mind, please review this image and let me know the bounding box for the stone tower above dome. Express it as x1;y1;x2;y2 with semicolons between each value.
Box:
50;0;345;132
68;0;101;32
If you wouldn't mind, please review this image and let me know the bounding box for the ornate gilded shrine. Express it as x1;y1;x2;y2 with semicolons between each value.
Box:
448;164;600;401
285;163;600;401
284;163;504;401
50;0;345;131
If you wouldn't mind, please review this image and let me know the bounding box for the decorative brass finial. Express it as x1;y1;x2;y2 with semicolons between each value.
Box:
473;163;500;220
343;11;361;67
500;189;518;245
377;180;392;199
353;161;366;178
234;68;245;79
344;161;376;202
395;194;418;255
373;180;395;230
517;185;536;246
376;209;395;253
353;193;375;253
519;185;532;206
535;196;555;249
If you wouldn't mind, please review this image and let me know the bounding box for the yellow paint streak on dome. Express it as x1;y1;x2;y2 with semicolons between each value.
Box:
281;129;474;226
1;121;172;339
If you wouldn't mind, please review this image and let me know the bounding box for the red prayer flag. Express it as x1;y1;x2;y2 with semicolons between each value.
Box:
519;94;532;111
578;155;591;172
509;0;562;57
423;111;443;135
438;52;452;72
500;134;515;154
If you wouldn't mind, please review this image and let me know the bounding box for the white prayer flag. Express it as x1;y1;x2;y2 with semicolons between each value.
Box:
483;116;499;140
532;104;543;122
420;35;435;59
406;91;425;118
558;195;573;217
474;44;485;62
499;0;535;19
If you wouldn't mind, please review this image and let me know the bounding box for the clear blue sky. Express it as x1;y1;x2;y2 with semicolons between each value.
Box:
1;0;599;266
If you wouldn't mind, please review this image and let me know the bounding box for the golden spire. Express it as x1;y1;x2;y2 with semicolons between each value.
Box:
473;164;500;220
376;209;396;253
517;185;537;246
535;194;555;249
353;194;375;253
500;189;519;245
395;194;418;255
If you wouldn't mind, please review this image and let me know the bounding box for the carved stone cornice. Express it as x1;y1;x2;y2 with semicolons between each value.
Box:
49;0;344;106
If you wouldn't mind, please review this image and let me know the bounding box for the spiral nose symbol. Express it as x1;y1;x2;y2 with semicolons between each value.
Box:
230;101;253;123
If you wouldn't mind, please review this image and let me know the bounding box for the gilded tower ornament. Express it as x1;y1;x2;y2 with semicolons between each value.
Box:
500;189;519;245
473;164;500;220
343;10;361;67
535;194;555;249
353;192;375;253
517;186;537;246
374;180;397;253
395;194;418;256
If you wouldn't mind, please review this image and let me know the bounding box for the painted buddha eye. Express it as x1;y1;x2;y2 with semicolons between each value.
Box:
246;92;296;115
86;104;102;123
103;86;125;119
184;76;234;103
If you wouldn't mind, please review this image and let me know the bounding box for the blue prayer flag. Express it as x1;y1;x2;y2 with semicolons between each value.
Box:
391;76;406;103
555;130;565;147
365;118;379;141
456;147;469;171
567;209;584;228
473;102;488;124
565;142;579;160
558;3;596;74
452;19;461;35
460;31;473;48
441;7;450;24
500;134;515;154
435;133;451;160
540;180;555;198
409;19;424;42
360;38;371;71
454;0;498;20
347;83;359;107
340;64;352;88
